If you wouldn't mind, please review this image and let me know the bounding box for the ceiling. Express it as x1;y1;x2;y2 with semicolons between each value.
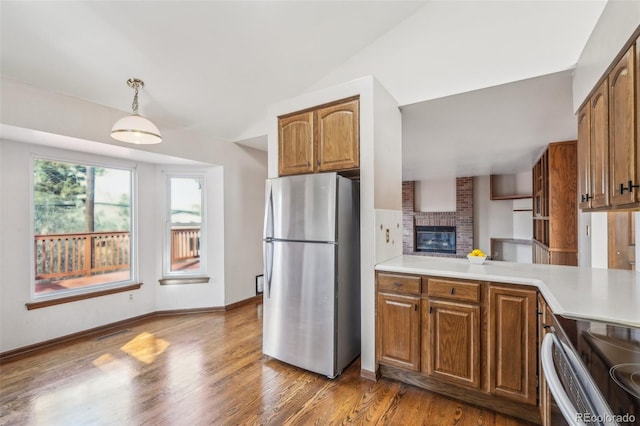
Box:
0;1;607;181
402;70;578;180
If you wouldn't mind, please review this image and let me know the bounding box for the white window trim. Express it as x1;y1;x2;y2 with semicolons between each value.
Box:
162;171;208;280
30;152;139;301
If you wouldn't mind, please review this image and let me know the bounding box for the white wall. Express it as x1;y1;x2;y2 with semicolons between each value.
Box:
591;212;609;269
0;141;156;351
370;79;403;373
573;0;640;111
154;165;226;311
512;198;533;240
578;211;592;267
267;76;402;377
372;78;403;211
0;78;267;352
414;178;456;212
473;176;513;255
474;174;533;263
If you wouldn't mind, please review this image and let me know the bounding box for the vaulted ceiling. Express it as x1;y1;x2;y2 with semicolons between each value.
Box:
1;1;607;180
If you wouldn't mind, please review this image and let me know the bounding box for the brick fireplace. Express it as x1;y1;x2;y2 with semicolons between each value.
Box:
402;178;473;257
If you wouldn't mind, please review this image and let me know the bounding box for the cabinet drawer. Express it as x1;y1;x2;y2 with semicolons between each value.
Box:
427;278;480;303
377;273;421;294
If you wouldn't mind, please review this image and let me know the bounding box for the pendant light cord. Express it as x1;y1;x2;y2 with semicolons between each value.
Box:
127;78;144;115
132;88;139;115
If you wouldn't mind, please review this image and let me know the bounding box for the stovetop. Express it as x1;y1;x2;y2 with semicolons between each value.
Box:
555;315;640;421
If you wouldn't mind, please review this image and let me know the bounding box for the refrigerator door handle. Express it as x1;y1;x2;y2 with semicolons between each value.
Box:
264;241;274;298
263;180;274;298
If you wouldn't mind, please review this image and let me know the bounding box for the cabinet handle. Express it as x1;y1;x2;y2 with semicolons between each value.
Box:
429;306;433;314
306;161;310;167
581;194;592;202
393;282;403;287
450;287;455;295
620;180;640;194
414;304;418;312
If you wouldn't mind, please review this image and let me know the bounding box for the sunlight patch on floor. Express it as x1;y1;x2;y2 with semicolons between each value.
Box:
120;332;170;364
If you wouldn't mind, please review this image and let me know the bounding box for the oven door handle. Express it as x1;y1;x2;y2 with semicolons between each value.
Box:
541;332;587;426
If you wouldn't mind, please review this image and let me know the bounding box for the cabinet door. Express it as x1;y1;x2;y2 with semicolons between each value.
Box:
489;286;537;405
278;111;314;176
609;46;638;206
591;79;610;208
426;299;480;389
316;99;359;172
577;103;592;209
376;292;420;371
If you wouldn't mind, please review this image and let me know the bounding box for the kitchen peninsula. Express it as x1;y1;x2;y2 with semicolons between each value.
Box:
376;255;640;327
374;255;640;423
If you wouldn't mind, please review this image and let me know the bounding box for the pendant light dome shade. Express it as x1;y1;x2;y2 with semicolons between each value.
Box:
111;78;162;144
111;114;162;144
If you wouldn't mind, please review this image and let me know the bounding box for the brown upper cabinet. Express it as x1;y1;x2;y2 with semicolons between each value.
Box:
578;80;610;209
278;111;315;176
577;102;592;209
578;37;640;211
609;45;638;206
278;97;359;176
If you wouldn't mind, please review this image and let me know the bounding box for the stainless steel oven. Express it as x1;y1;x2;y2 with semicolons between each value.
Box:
541;314;639;425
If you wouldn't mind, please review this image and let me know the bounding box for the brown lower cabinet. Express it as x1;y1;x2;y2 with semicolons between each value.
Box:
376;292;420;371
376;273;421;371
376;272;541;424
425;298;481;389
488;285;538;405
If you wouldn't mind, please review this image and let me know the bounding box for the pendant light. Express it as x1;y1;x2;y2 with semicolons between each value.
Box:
111;78;162;144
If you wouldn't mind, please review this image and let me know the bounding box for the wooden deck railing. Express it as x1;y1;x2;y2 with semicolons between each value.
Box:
171;228;201;264
35;228;201;281
34;231;130;280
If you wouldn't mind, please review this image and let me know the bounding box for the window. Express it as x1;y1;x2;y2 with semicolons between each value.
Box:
164;174;205;278
33;158;134;296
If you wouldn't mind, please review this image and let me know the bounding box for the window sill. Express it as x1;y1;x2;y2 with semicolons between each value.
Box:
159;276;210;285
26;283;143;310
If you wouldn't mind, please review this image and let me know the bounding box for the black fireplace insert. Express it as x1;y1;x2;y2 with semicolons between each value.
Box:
415;226;456;254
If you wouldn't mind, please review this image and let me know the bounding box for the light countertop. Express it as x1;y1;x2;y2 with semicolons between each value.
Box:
375;255;640;328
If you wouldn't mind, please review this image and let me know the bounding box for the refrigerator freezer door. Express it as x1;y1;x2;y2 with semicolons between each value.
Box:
270;173;337;242
263;240;336;377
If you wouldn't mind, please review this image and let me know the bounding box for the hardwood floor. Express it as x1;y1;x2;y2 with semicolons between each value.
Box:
1;302;536;425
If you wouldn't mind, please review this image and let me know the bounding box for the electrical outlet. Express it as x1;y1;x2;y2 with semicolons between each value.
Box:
129;294;133;301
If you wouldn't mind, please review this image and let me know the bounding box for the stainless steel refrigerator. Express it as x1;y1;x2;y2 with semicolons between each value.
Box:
262;172;360;378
